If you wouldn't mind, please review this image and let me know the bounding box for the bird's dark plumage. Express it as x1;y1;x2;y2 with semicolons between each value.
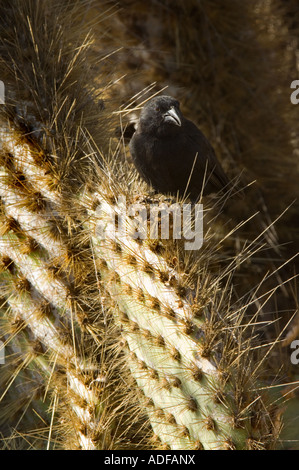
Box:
129;95;230;202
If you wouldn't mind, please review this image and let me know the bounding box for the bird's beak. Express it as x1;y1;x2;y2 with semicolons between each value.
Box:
163;107;181;127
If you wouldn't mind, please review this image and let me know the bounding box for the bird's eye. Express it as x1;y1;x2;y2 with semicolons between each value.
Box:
155;106;160;112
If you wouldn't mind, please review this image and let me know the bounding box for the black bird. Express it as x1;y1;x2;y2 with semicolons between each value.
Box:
129;95;231;202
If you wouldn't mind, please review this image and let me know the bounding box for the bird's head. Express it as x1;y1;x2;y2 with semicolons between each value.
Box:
138;95;183;136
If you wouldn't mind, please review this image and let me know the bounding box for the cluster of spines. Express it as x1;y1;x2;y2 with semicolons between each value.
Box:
0;128;115;449
86;191;278;450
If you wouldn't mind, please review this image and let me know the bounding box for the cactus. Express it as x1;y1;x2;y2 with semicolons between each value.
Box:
0;116;283;450
87;188;284;450
0;0;298;450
